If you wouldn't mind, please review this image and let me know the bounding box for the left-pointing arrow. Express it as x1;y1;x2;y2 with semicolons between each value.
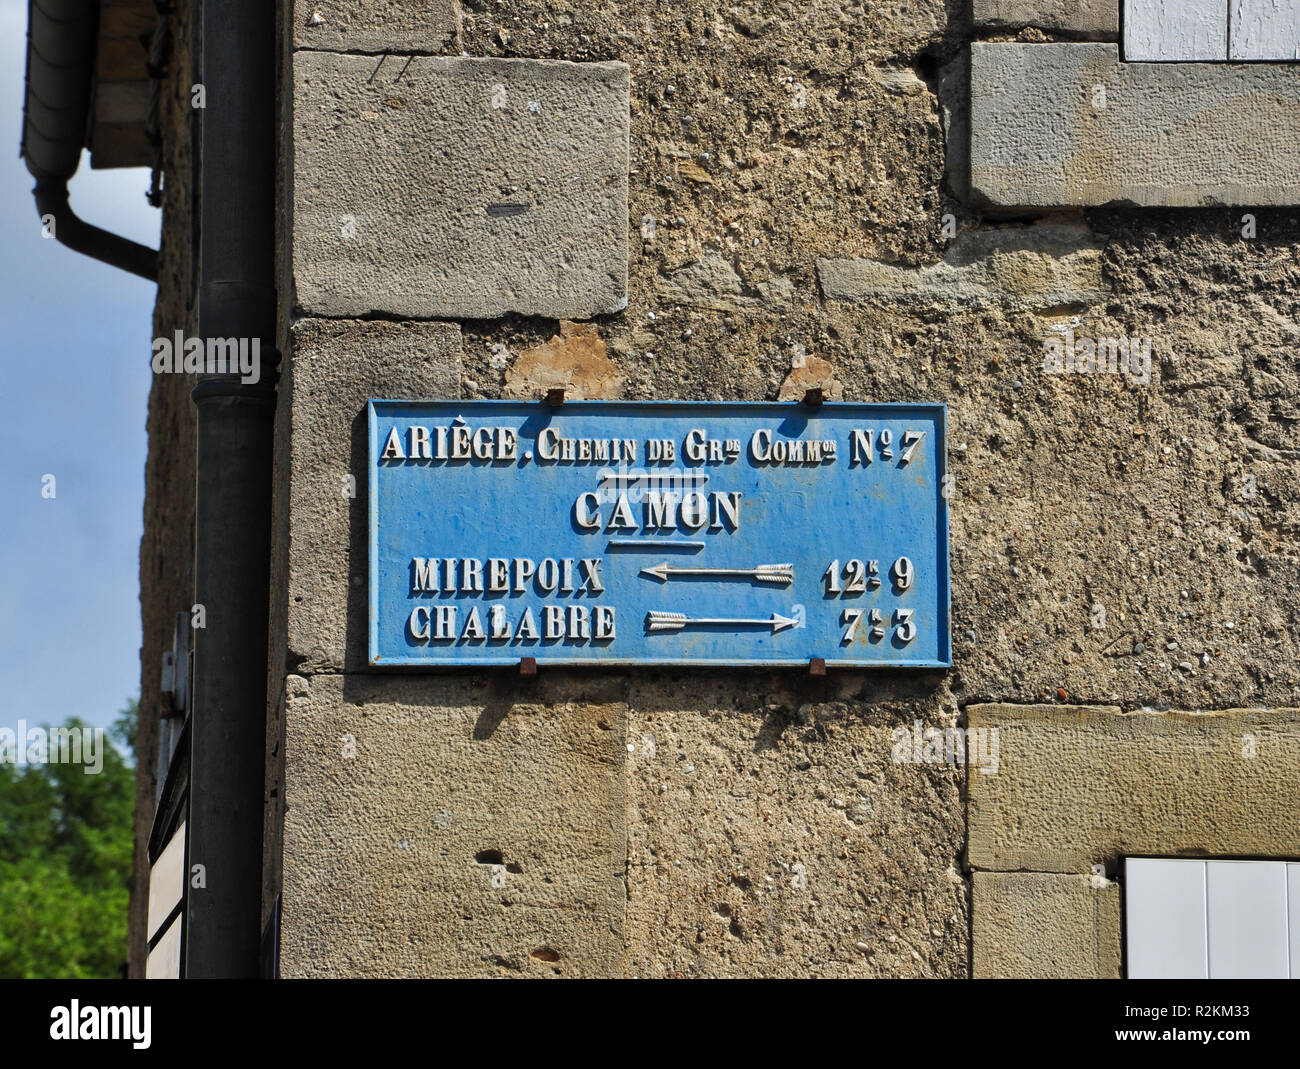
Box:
641;562;794;585
646;611;800;634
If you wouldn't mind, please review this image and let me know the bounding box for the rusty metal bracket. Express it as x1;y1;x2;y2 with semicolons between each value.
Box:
803;387;824;408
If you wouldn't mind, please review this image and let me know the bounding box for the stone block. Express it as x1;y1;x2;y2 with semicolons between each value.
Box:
967;703;1300;871
972;0;1118;35
624;684;968;978
291;0;460;54
818;223;1107;313
969;43;1300;207
293;53;629;319
281;318;462;674
278;673;627;976
972;871;1121;978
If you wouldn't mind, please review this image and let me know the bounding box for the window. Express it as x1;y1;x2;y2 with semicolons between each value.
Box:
1124;0;1300;61
1125;859;1300;978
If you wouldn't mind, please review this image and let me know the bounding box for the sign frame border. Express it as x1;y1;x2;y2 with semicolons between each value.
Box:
367;399;951;670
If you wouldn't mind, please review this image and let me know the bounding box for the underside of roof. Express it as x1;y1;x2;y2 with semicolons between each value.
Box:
90;0;156;169
22;0;156;179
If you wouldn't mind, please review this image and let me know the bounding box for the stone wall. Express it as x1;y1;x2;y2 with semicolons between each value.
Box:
130;0;198;978
254;0;1300;977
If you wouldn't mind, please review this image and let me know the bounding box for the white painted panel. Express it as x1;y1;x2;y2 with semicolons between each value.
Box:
1206;861;1289;978
1288;864;1300;978
145;915;182;979
1125;859;1208;978
1124;0;1230;60
147;821;185;940
1231;0;1300;60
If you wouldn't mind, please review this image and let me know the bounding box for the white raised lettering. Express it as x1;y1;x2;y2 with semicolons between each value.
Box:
433;605;458;640
451;425;471;459
684;428;706;462
409;426;431;459
544;605;565;639
538;427;560;461
580;558;604;594
680;492;708;530
461;606;485;641
606;494;637;530
496;427;517;460
408;606;431;640
411;558;437;592
461;558;483;593
711;491;742;532
537;558;559;593
645;491;678;530
490;604;512;641
381;427;406;461
851;430;873;466
594;605;616;640
513;558;535;593
568;604;591;639
574;492;601;530
515;607;539;641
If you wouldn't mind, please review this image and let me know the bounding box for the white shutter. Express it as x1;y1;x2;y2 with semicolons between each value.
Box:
145;915;183;979
1230;1;1300;60
147;820;186;941
1125;858;1299;978
1125;858;1208;978
1124;0;1300;62
1124;0;1230;61
1288;863;1300;976
1205;861;1289;978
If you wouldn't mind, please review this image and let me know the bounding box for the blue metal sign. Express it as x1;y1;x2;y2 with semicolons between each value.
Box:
368;401;949;668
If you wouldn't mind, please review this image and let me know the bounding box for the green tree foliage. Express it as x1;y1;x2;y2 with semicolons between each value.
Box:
0;700;137;978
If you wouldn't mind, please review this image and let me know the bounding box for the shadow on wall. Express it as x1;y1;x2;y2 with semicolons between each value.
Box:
382;666;958;744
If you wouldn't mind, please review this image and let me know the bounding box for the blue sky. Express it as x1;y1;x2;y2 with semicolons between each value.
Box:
2;0;161;735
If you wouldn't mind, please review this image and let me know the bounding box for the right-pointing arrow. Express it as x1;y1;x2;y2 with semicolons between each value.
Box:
646;611;800;634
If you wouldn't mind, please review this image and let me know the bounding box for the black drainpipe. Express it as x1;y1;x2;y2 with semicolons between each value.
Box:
22;0;277;978
21;0;158;280
184;0;277;977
